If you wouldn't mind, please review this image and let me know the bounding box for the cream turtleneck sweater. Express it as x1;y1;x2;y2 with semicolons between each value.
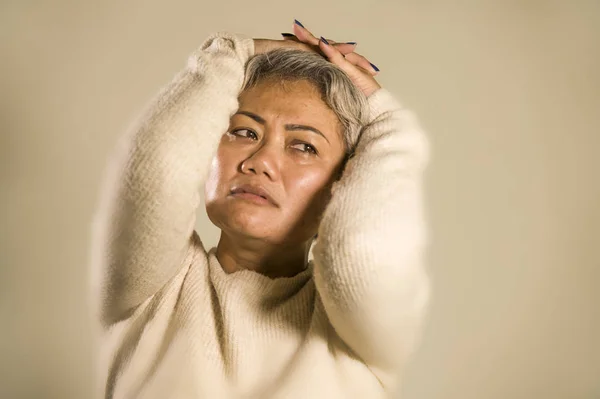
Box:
90;31;431;399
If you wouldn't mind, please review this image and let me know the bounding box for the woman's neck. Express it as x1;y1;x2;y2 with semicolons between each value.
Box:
215;232;311;279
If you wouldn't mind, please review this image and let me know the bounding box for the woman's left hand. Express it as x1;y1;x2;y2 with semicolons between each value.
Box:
282;20;382;97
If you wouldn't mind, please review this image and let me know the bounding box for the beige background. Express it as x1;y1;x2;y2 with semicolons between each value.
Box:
1;1;599;398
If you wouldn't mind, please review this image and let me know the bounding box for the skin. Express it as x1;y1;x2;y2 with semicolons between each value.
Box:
205;21;382;278
205;78;346;278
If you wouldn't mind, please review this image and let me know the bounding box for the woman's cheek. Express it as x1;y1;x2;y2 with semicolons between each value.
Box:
289;167;330;203
223;132;238;143
217;142;243;169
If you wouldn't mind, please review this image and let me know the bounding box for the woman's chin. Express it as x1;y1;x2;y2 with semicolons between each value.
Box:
209;201;305;244
220;207;278;240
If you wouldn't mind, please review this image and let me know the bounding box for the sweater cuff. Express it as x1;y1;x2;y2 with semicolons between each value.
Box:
197;31;255;63
366;87;404;123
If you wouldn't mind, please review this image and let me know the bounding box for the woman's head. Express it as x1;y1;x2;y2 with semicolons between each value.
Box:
205;48;368;246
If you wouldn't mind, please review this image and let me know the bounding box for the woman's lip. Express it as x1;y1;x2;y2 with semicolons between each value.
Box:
230;184;278;206
230;192;274;205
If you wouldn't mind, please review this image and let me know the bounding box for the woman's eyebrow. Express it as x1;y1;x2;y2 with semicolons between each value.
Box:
234;110;329;144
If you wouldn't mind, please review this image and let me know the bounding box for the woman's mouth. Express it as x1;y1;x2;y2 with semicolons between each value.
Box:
229;184;278;206
230;191;272;205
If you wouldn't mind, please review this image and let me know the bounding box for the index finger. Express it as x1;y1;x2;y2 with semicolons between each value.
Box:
292;22;320;46
281;34;357;55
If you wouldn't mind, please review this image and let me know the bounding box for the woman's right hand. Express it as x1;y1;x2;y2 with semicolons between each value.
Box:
252;20;381;97
253;36;355;57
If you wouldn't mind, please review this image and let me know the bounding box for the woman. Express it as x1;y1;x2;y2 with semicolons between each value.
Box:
91;20;430;399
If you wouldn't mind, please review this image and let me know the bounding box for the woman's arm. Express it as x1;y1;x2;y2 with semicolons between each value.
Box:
312;87;431;391
89;32;254;327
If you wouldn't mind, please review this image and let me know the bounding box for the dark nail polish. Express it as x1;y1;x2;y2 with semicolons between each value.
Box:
294;19;304;28
320;37;329;45
370;62;380;72
346;42;357;45
281;33;295;37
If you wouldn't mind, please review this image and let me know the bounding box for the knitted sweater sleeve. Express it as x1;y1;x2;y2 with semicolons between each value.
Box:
90;32;254;326
312;87;431;391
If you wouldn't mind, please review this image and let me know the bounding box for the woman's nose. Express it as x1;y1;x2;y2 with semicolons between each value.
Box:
239;142;280;180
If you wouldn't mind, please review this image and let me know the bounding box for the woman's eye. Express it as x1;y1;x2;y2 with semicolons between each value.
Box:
292;143;318;155
230;129;257;140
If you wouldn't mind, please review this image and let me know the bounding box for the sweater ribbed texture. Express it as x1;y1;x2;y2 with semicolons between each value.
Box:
90;31;430;399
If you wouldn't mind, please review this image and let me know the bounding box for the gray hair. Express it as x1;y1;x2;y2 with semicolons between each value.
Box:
242;48;369;156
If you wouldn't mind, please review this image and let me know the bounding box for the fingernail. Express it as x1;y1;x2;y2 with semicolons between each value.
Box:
320;36;329;45
294;19;305;28
281;33;295;37
346;42;357;45
370;62;380;72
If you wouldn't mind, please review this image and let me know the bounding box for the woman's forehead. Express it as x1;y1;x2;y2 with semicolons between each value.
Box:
239;81;332;120
241;79;317;100
237;79;345;146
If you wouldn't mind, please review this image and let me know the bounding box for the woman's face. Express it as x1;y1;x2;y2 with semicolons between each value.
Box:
205;78;346;245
